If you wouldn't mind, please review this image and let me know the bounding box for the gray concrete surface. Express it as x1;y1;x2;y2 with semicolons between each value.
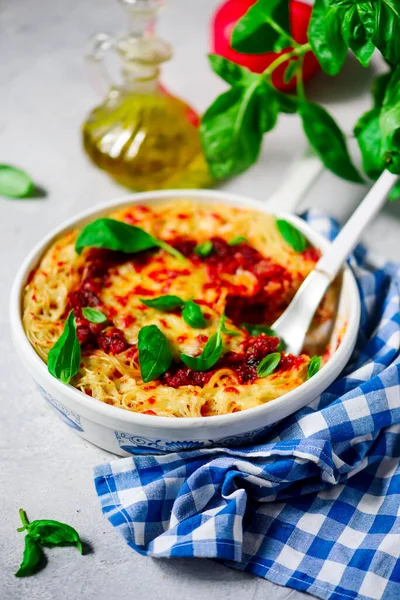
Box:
1;1;399;599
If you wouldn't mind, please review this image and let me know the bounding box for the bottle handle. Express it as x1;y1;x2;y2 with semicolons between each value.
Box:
85;33;117;96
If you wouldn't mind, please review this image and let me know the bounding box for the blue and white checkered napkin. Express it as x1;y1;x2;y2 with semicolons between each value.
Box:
94;212;400;600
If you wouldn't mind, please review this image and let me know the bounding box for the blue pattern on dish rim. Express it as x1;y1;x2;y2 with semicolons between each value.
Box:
37;385;84;432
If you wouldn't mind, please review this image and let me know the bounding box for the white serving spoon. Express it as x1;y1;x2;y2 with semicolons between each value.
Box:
272;170;398;356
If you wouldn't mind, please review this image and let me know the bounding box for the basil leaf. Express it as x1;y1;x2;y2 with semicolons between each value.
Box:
276;219;307;252
0;165;34;199
138;324;173;383
28;520;83;554
200;83;264;180
207;54;258;87
340;4;375;68
220;313;240;337
308;0;348;76
389;180;400;202
194;240;213;257
373;0;400;64
307;355;322;379
380;66;400;174
75;218;183;261
47;311;81;384
258;81;280;134
82;307;107;324
299;101;363;183
273;32;292;53
182;301;207;329
283;59;298;85
354;108;385;180
257;352;281;378
372;72;392;109
180;329;222;372
228;236;247;246
276;91;298;115
231;0;290;54
15;535;42;577
140;295;185;311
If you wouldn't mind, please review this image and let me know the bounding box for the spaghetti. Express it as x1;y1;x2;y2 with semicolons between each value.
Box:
23;200;338;417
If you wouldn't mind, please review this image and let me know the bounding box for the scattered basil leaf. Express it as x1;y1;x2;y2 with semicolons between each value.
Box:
307;355;322;379
82;307;107;324
354;108;385;180
276;219;307;253
257;352;281;378
47;311;81;384
140;295;185;311
228;236;247;246
207;54;258;87
182;301;207;329
180;318;223;371
194;240;213;257
200;83;264;180
220;313;240;337
373;0;400;64
0;164;34;199
308;0;347;76
138;324;173;382
299;101;363;183
15;509;83;578
29;520;83;554
15;535;42;578
231;0;290;54
283;59;298;85
380;66;400;174
75;218;183;261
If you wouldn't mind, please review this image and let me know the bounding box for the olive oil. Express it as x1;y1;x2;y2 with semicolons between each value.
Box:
82;0;212;191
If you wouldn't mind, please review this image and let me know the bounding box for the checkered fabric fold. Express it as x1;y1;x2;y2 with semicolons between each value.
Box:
94;212;400;600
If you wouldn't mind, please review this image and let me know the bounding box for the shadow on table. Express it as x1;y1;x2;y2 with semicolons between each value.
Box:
152;556;253;583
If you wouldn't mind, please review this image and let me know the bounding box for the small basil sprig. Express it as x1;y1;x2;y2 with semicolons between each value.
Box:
228;236;247;246
138;324;173;383
75;218;184;261
257;352;281;378
180;313;239;371
182;301;207;329
307;356;322;379
140;295;184;311
181;327;223;372
47;311;81;384
194;240;213;257
220;313;240;336
15;509;83;578
140;295;206;329
82;307;107;324
276;219;307;253
0;165;35;199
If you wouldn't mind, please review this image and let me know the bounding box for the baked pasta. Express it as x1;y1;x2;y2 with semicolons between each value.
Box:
23;200;338;417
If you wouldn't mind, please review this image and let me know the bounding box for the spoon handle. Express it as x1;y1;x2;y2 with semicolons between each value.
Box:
316;170;398;281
